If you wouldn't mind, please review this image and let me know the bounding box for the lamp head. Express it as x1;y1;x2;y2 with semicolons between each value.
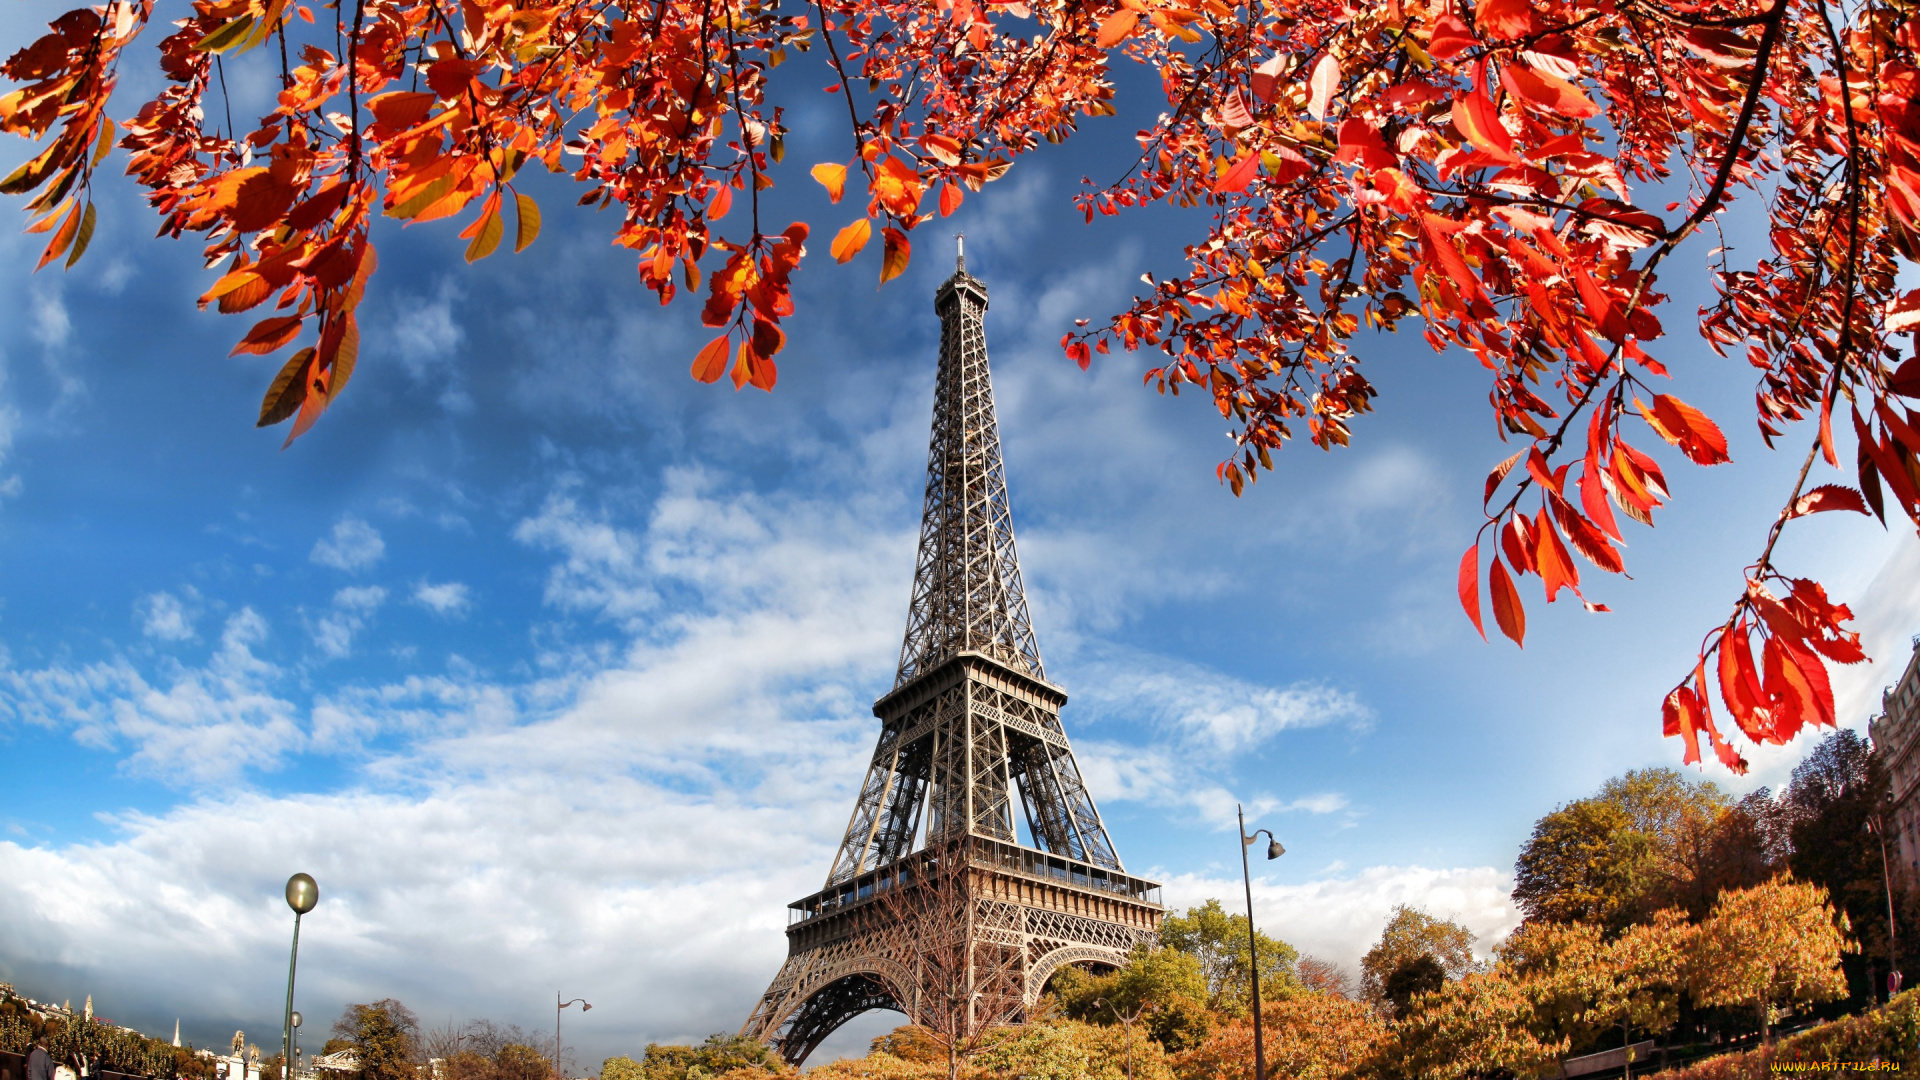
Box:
290;1013;302;1030
1266;839;1285;860
581;1004;591;1013
285;874;318;915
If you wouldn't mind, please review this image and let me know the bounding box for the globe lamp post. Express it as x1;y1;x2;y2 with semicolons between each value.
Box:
1238;804;1284;1080
282;874;318;1077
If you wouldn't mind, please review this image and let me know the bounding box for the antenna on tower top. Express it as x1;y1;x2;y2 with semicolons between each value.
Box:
955;232;965;274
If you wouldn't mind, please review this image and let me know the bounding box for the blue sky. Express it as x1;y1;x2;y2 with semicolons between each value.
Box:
3;5;1919;1069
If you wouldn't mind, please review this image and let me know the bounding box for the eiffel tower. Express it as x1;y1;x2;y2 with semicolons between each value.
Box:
741;246;1164;1064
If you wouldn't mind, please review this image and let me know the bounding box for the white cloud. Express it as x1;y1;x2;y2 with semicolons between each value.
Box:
31;281;70;349
1;609;302;783
138;589;199;642
311;586;388;660
0;474;916;1060
311;517;386;572
1078;651;1371;752
1160;864;1521;972
412;581;472;617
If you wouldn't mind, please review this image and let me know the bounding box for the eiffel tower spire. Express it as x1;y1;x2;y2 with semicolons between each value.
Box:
741;257;1162;1066
896;245;1044;686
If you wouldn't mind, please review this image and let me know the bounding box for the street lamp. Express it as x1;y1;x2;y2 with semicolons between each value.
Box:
282;874;318;1080
554;996;590;1080
1868;815;1902;998
1238;804;1284;1080
1091;997;1147;1080
290;1013;302;1080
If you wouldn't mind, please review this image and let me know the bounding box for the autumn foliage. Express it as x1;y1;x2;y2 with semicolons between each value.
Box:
4;0;1917;763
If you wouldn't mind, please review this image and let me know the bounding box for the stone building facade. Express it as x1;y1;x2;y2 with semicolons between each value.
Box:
1870;638;1920;884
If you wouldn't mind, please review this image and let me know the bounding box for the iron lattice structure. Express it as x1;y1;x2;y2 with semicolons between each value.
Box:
741;258;1164;1065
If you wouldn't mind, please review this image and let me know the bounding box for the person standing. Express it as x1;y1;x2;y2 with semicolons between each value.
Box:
26;1027;54;1080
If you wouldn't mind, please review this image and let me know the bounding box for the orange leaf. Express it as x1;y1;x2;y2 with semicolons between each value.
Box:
691;335;731;383
880;226;910;285
939;182;963;217
831;218;872;263
1489;556;1526;646
231;314;304;356
811;162;848;203
709;184;733;220
1095;8;1138;47
730;341;753;390
33;200;81;271
1459;544;1485;640
1453;93;1522;166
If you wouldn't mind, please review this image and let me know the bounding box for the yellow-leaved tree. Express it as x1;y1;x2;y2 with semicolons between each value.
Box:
1689;877;1854;1043
1170;993;1386;1080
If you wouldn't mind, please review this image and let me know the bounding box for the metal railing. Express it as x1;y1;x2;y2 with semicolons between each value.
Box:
788;837;1162;924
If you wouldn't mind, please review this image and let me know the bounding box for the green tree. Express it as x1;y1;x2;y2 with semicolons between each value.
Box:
1157;900;1299;1015
1513;768;1764;932
1512;798;1657;931
635;1034;788;1080
973;1021;1170;1080
1357;906;1477;1005
1050;947;1215;1051
599;1057;644;1080
331;1000;420;1080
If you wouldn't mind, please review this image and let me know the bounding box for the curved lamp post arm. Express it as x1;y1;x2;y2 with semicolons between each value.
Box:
1237;806;1285;1080
554;997;591;1080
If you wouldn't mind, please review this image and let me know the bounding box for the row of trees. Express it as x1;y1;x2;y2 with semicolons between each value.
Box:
615;755;1877;1078
322;1000;562;1080
0;990;214;1080
1510;735;1911;1017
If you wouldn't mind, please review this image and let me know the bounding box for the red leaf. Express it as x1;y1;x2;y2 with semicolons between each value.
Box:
1459;543;1485;640
1484;450;1521;506
1213;153;1262;194
1788;484;1870;519
1664;684;1703;765
939;182;963;217
1501;514;1536;575
1427;11;1475;59
1534;508;1579;601
1452;92;1522;166
1250;55;1286;103
1645;394;1731;465
1489;556;1526;646
1475;0;1535;39
709;185;733;220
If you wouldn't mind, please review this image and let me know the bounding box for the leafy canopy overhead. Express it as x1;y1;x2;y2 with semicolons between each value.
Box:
4;0;1915;764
